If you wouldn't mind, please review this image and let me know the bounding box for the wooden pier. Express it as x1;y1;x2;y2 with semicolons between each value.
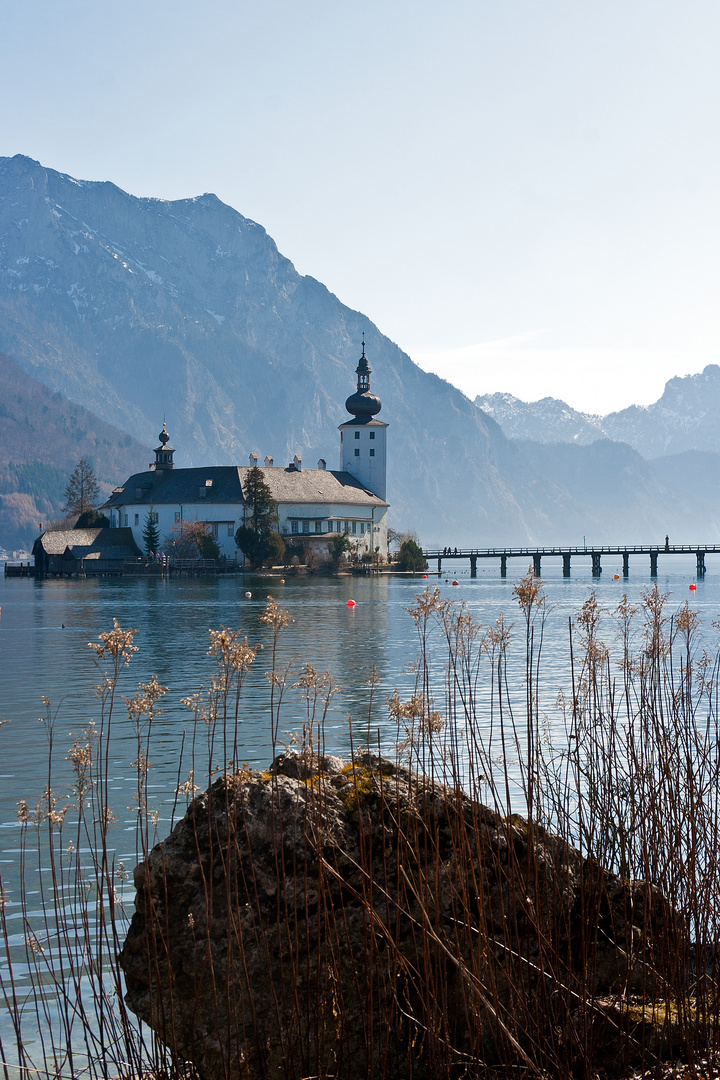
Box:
424;544;720;578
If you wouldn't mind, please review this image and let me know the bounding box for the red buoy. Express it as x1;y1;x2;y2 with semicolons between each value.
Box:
452;580;459;586
689;584;697;591
347;599;356;607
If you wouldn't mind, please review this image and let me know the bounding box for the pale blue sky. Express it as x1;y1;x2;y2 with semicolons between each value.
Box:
2;0;719;413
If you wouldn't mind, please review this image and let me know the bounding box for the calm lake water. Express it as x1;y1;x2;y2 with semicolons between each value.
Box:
3;555;720;1074
3;556;720;851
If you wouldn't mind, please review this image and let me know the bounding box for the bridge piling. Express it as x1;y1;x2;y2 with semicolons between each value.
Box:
623;552;629;577
500;555;507;577
697;550;706;576
470;555;477;578
533;553;541;576
562;553;571;577
650;552;658;576
592;553;602;576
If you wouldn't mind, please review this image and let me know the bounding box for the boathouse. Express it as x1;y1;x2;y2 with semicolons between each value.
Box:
32;527;141;576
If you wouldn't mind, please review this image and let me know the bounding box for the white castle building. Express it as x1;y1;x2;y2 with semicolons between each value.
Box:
104;343;389;562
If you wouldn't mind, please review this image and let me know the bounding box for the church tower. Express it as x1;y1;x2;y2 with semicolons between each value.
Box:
339;340;387;500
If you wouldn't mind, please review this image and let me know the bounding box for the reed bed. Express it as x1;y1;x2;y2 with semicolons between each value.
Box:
1;577;720;1079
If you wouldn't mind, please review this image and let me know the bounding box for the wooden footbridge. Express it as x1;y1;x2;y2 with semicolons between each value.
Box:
424;544;720;578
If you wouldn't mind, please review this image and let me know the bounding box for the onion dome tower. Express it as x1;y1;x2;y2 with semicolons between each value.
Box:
152;422;175;471
339;339;388;499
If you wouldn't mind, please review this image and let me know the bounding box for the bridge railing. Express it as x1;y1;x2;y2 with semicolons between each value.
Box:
424;544;720;557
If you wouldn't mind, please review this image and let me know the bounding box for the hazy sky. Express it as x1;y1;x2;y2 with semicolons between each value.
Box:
2;0;718;413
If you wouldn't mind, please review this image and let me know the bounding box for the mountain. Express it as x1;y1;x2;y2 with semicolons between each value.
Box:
476;366;720;459
0;153;719;548
474;392;605;445
603;365;720;458
0;154;540;545
0;350;150;550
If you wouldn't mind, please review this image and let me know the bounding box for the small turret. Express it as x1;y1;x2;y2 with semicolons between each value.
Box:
151;422;174;471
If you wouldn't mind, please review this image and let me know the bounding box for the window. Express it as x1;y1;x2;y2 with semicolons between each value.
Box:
302;521;309;534
354;448;360;457
350;521;357;534
315;521;321;533
151;512;158;524
134;514;139;526
227;523;234;537
354;431;360;439
369;449;375;457
123;514;128;526
369;431;375;440
210;523;218;536
291;521;298;534
360;523;365;534
175;511;181;523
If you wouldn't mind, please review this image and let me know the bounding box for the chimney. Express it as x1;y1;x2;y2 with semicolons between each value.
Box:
249;452;258;466
293;454;302;471
264;455;274;467
317;458;326;470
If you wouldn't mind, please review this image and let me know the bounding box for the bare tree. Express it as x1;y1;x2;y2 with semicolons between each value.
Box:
63;459;100;516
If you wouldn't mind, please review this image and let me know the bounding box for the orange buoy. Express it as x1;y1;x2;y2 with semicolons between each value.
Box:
614;574;620;580
347;599;356;608
452;580;459;586
279;578;285;584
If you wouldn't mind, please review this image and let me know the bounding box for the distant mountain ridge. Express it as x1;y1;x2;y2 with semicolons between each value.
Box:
0;350;149;549
1;153;720;548
476;365;720;457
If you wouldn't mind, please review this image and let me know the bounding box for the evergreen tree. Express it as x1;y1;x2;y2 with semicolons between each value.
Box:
235;466;284;568
396;538;427;572
243;466;278;533
63;459;100;516
142;505;160;555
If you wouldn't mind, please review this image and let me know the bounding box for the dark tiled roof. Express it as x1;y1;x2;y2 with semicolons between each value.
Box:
102;467;244;509
103;466;387;508
34;528;141;559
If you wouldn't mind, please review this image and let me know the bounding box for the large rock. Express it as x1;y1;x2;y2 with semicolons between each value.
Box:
119;753;685;1079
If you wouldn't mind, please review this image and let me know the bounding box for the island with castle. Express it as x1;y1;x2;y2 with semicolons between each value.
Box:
31;343;389;576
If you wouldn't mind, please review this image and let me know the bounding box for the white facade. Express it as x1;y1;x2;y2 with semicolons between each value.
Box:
110;501;242;560
339;419;388;502
109;493;388;560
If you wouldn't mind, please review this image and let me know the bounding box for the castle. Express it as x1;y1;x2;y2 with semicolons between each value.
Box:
103;343;389;563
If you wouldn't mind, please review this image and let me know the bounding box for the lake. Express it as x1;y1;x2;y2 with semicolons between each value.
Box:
3;556;720;855
2;555;720;1076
